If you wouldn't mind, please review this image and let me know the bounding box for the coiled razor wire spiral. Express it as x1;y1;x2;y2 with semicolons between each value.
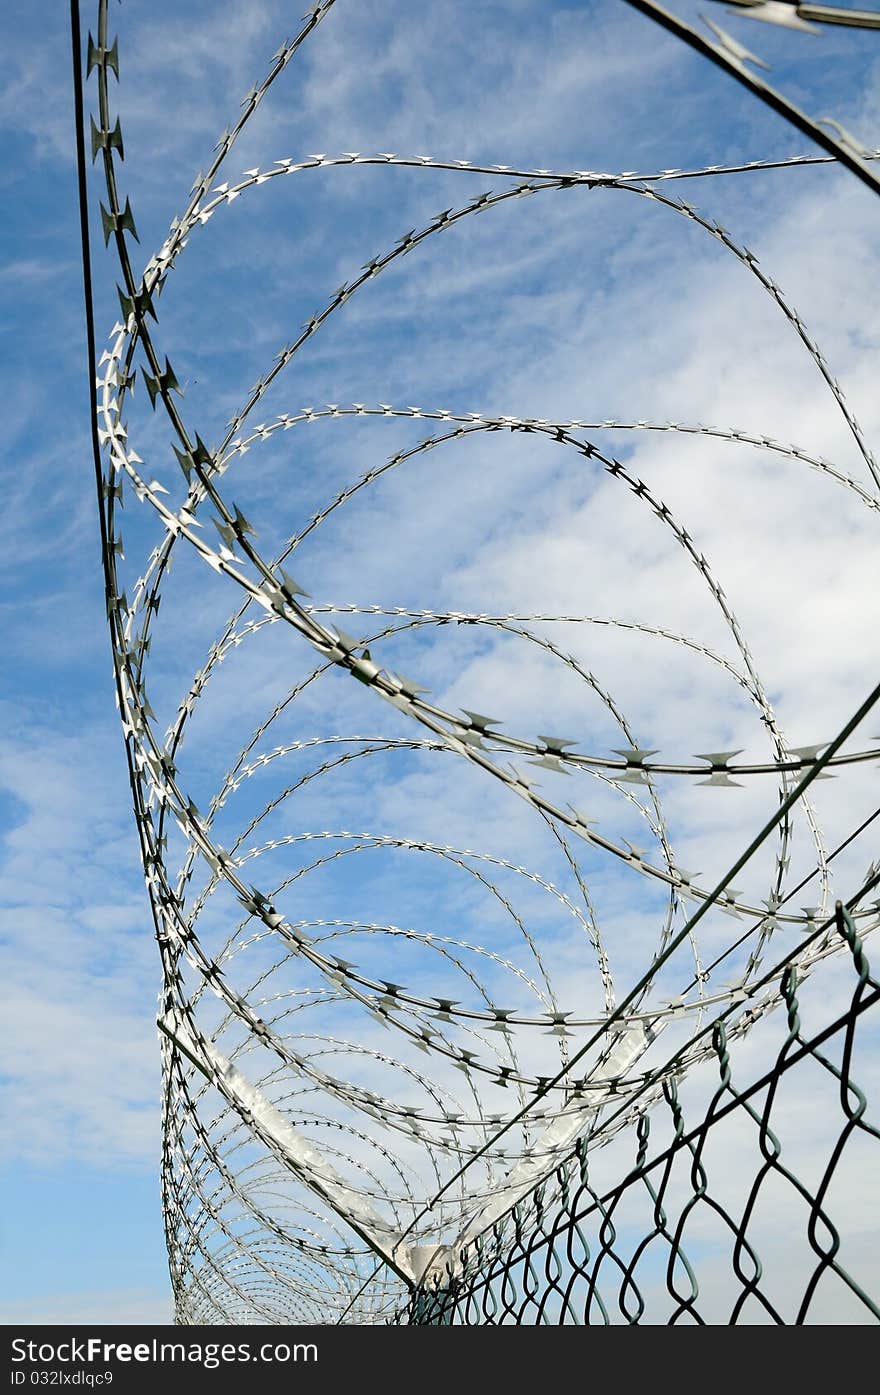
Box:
71;0;880;1323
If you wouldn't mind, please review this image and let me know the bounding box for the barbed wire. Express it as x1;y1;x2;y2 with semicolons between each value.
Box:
71;0;880;1321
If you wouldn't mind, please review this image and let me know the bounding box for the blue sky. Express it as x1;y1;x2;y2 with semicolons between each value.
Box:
2;0;880;1323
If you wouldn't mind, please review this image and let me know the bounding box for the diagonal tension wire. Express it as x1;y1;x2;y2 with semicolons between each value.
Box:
621;0;880;210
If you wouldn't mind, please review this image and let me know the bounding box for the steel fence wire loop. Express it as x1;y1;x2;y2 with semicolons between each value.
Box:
70;0;880;1323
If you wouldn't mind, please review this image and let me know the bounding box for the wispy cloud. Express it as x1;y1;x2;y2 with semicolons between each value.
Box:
4;0;879;1322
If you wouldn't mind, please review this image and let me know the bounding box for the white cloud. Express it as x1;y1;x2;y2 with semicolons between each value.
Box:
5;0;880;1324
0;713;161;1166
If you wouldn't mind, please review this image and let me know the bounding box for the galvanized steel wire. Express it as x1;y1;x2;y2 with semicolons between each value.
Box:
71;0;880;1322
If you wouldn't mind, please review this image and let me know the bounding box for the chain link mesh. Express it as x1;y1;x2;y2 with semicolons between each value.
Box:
403;905;879;1324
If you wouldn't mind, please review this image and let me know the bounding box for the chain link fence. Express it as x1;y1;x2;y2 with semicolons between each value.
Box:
403;906;879;1324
